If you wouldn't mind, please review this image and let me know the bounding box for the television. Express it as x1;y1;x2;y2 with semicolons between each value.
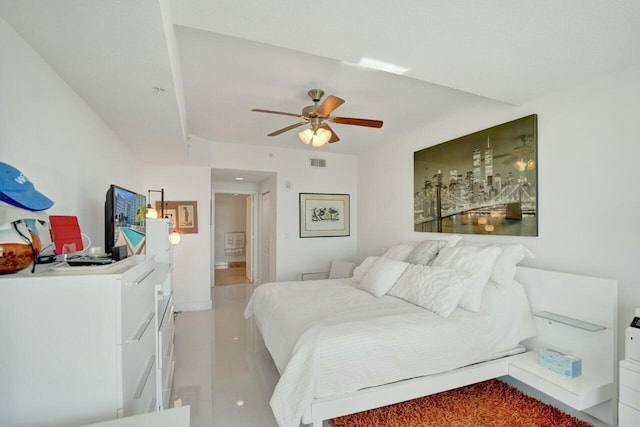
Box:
105;185;147;257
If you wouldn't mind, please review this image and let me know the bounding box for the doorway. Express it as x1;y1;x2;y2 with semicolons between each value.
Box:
214;193;253;286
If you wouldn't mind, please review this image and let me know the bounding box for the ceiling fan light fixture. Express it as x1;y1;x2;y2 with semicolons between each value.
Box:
298;127;332;147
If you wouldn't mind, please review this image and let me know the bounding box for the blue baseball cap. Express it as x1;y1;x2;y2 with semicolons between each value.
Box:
0;162;54;211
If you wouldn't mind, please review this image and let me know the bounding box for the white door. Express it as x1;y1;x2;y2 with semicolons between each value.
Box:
260;191;272;284
245;194;253;282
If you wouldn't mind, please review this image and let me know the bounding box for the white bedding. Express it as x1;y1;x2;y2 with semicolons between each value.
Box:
244;278;536;427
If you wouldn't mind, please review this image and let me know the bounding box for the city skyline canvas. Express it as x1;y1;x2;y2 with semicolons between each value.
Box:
414;114;538;236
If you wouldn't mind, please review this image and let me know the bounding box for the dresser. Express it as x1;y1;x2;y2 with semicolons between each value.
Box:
0;257;158;427
145;218;176;410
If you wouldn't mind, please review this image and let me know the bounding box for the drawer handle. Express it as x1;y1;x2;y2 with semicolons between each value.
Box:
127;312;154;343
162;305;174;328
127;268;155;287
134;355;156;400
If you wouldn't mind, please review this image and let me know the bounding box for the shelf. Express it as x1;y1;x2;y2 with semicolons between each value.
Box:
508;351;614;410
533;311;606;332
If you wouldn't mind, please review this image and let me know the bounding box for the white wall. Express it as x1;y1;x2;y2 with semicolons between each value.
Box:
0;16;141;247
214;194;247;264
189;136;358;280
357;63;640;358
144;164;211;311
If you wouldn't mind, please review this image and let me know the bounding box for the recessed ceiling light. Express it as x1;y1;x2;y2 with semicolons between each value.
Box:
342;57;409;75
236;400;244;406
234;177;244;181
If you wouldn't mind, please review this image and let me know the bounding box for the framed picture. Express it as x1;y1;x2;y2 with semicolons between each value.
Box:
413;114;538;236
299;193;350;238
156;200;198;234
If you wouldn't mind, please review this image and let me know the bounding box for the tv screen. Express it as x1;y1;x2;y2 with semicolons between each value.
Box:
105;185;146;257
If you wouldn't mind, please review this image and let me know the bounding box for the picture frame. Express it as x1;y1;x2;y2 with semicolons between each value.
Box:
156;200;198;234
413;114;538;236
299;193;350;238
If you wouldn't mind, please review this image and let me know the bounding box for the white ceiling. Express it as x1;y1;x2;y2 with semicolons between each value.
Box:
2;0;640;158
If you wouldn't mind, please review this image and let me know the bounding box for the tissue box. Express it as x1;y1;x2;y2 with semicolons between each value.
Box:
538;349;582;378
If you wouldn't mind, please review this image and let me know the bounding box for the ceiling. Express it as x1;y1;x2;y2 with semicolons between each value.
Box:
2;0;639;158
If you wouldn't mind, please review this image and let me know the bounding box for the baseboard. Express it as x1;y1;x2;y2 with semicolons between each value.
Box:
174;299;212;312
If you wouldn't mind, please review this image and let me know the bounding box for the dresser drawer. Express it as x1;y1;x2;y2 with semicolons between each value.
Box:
120;266;156;344
621;363;640;392
122;306;156;415
158;302;174;371
620;402;640;426
127;352;157;416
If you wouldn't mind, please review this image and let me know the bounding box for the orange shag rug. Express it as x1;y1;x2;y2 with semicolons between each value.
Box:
331;379;592;427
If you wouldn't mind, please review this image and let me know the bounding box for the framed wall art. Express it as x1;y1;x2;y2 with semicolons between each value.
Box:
414;114;538;236
299;193;350;238
156;200;198;234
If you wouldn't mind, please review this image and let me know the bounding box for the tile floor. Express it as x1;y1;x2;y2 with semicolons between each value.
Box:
172;283;281;427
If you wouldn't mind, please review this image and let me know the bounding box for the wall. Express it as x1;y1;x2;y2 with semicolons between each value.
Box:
144;164;211;311
357;63;640;358
188;136;358;281
0;16;141;246
214;193;247;264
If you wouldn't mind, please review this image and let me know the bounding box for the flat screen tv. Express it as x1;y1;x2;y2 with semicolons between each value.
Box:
105;185;146;257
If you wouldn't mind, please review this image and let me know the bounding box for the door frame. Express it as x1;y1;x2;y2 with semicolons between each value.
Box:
211;191;257;286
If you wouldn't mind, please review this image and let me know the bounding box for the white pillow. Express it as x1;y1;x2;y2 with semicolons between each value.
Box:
328;260;356;279
352;256;378;283
432;245;502;312
358;257;409;297
418;234;462;248
389;265;472;317
404;239;448;265
459;243;535;291
382;243;415;261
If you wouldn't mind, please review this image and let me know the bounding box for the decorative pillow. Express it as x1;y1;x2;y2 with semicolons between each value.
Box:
459;243;535;291
382;244;416;261
352;256;378;283
328;260;356;279
405;239;448;265
388;265;473;317
358;257;410;297
432;245;502;312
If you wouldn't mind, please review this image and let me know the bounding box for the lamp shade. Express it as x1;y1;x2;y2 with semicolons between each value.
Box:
146;205;158;219
298;127;332;147
169;231;181;245
298;129;313;144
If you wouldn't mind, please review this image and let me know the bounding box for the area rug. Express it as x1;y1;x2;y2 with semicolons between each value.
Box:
331;379;592;427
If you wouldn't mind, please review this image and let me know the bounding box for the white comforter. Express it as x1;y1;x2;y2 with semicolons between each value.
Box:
244;278;535;427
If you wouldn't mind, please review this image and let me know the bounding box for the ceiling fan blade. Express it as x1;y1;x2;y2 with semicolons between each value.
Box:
316;95;345;116
252;108;303;118
267;121;307;136
332;116;383;128
319;124;340;143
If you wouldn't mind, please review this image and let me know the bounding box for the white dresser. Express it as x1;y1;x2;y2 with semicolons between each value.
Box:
619;326;640;426
0;257;158;427
145;218;175;410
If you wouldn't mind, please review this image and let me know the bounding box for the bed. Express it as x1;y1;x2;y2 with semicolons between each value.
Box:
245;242;618;427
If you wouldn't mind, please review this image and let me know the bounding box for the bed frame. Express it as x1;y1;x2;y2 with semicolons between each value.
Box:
301;266;618;427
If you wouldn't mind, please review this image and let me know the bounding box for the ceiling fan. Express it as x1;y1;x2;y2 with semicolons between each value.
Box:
251;89;383;147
